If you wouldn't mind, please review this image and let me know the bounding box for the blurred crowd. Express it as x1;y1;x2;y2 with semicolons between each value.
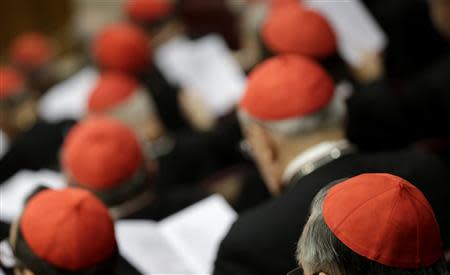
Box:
0;0;449;274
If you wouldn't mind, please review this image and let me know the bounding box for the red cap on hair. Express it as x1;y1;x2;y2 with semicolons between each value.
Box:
9;32;53;69
126;0;174;23
240;55;334;120
323;173;443;269
0;66;26;99
87;71;139;112
20;188;116;271
262;3;337;59
62;116;143;190
92;23;151;74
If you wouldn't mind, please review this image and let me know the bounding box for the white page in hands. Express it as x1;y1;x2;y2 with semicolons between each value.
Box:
0;170;65;222
116;220;193;275
154;35;246;117
38;67;98;122
115;195;237;275
303;0;387;67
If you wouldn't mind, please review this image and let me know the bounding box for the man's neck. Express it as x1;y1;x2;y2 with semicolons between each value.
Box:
278;128;345;175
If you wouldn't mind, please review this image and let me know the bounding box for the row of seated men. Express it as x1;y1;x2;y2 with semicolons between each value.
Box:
0;0;449;274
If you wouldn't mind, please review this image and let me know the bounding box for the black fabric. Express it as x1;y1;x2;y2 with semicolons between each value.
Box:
361;0;449;81
346;54;450;152
157;112;244;187
213;148;450;275
0;119;76;184
141;66;190;132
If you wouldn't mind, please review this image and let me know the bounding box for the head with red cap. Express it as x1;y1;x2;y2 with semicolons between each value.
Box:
9;187;118;275
261;3;337;59
238;54;343;195
125;0;186;50
295;174;449;275
61;116;157;216
92;22;151;75
86;71;165;142
0;66;38;138
9;32;54;72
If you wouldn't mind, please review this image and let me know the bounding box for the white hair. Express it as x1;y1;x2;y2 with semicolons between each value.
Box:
102;87;157;140
238;93;346;137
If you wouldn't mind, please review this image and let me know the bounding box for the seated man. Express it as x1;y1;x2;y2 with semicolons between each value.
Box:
294;173;449;275
61;116;208;220
0;66;75;184
4;187;139;275
213;55;450;275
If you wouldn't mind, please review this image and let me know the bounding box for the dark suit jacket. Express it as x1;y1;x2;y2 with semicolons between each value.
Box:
213;148;450;275
346;54;450;152
0;119;75;184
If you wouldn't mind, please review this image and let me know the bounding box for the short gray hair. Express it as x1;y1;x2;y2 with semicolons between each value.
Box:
237;89;346;137
297;183;450;275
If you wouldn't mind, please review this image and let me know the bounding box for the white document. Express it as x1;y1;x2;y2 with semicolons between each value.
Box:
39;66;98;122
303;0;388;67
116;195;237;275
0;170;65;222
155;35;247;117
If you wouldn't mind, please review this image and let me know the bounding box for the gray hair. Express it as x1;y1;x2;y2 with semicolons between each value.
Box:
297;183;450;275
237;87;347;137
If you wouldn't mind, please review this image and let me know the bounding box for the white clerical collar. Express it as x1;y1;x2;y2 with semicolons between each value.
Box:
282;140;350;184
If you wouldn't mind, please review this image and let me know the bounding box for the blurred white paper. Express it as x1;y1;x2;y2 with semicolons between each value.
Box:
39;67;98;122
0;170;65;222
303;0;387;67
155;35;247;116
116;195;237;275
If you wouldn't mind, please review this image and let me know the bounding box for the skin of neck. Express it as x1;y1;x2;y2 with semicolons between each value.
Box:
274;127;345;182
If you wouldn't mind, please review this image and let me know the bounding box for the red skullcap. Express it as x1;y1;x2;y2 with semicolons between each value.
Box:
20;188;116;271
126;0;175;23
262;3;337;59
87;71;139;112
240;55;334;120
62;116;143;190
92;23;151;74
323;173;443;269
9;32;53;69
0;66;26;99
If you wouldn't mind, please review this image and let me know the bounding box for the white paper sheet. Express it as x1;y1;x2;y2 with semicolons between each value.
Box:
0;170;65;222
155;35;247;117
303;0;387;67
38;67;98;122
116;195;237;275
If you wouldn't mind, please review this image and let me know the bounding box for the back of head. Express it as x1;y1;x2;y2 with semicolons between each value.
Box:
239;54;338;136
92;22;151;75
13;188;117;275
298;173;449;275
125;0;175;27
61;116;150;206
0;66;37;138
9;32;54;71
86;71;159;140
261;3;337;59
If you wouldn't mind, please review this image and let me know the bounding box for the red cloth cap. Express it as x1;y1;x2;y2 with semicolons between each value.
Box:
262;3;337;59
92;23;151;74
20;188;116;271
240;54;334;120
87;71;139;112
0;66;26;99
62;116;143;190
323;173;443;269
126;0;175;23
9;32;53;69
